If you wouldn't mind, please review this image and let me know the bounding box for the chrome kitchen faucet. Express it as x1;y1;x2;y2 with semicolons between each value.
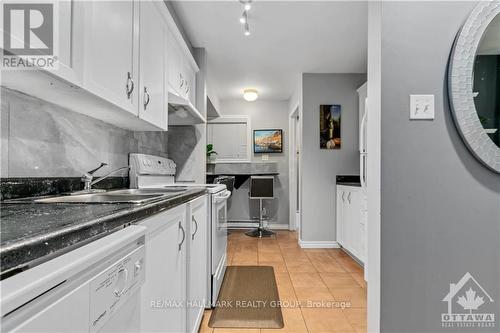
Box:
79;163;130;193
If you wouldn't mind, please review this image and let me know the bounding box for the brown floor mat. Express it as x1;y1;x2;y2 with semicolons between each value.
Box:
208;266;284;329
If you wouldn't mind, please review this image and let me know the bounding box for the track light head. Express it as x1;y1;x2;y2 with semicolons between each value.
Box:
239;11;247;24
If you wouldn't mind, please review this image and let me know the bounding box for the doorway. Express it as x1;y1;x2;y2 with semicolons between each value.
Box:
289;106;301;234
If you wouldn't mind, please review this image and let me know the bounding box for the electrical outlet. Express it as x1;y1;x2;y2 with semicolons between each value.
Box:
410;94;434;120
261;154;269;161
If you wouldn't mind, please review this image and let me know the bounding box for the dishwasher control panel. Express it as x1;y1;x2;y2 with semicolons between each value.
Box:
89;245;145;333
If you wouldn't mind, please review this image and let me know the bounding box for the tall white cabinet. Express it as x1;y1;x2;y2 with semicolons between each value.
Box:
336;185;366;264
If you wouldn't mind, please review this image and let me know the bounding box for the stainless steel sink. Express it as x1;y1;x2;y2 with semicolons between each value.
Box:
111;188;188;195
33;192;167;204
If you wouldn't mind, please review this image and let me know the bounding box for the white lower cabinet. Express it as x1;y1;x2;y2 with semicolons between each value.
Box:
140;195;207;333
187;196;208;333
336;185;366;264
140;204;187;333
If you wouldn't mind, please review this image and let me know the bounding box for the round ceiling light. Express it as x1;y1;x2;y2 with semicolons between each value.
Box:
243;89;258;102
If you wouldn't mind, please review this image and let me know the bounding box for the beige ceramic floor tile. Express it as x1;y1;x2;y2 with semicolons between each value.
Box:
285;260;317;273
326;249;349;259
350;272;366;289
301;308;355;333
259;260;288;273
199;310;213;333
261;308;308;333
335;256;363;273
319;273;360;289
310;259;346;273
343;308;367;333
329;288;367;308
213;329;261;333
289;272;327;288
293;286;336;304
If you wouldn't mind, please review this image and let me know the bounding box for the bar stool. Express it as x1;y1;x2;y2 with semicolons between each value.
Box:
245;176;275;238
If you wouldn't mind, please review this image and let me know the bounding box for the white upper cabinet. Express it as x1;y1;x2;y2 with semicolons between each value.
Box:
2;0;198;130
50;0;83;85
82;0;139;115
138;0;168;130
166;28;198;106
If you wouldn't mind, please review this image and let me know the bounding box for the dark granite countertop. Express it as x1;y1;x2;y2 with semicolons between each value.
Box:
0;188;206;279
336;175;361;187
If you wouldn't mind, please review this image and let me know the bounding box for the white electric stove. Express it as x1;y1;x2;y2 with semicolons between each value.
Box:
128;153;229;307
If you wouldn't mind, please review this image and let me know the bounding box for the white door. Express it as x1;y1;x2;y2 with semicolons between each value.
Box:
49;0;83;85
336;186;345;246
167;29;182;95
140;205;187;333
187;196;208;333
348;189;362;259
9;284;89;332
139;0;167;130
82;0;138;114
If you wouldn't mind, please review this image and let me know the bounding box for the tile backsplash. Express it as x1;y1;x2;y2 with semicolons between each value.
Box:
0;88;169;178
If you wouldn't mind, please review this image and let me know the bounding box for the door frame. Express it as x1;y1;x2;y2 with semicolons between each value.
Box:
367;1;382;332
288;105;301;232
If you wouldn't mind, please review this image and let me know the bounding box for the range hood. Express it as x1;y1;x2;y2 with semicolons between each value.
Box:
168;92;206;125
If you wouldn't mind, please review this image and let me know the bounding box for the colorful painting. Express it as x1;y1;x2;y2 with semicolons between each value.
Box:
254;129;283;153
319;104;341;149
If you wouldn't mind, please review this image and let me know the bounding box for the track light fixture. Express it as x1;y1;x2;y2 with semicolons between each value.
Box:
239;11;247;24
239;0;253;36
240;0;252;11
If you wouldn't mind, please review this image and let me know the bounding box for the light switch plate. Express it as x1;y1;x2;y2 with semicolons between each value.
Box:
410;94;435;120
261;154;269;161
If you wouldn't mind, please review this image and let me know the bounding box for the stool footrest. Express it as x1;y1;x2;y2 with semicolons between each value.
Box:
245;227;275;238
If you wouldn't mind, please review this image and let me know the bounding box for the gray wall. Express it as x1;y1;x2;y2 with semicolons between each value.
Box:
301;73;366;242
380;2;500;332
1;88;169;178
219;99;290;227
168;48;207;184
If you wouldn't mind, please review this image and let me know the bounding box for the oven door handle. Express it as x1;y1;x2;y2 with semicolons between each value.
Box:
215;190;231;203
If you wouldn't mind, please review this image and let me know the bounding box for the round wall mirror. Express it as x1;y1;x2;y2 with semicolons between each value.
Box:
448;2;500;173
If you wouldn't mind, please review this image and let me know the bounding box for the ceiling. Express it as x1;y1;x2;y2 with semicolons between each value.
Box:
171;1;368;101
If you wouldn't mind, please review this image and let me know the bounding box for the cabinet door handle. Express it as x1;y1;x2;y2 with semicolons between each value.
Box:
178;221;185;251
192;216;198;240
126;72;134;99
179;73;184;87
342;191;345;202
143;87;150;110
347;192;351;204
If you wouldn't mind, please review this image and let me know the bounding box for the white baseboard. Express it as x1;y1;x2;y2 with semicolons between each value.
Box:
298;240;340;249
227;222;290;230
269;223;291;230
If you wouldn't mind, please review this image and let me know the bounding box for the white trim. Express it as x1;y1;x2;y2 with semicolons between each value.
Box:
227;222;290;230
298;240;340;249
367;2;381;332
207;115;252;162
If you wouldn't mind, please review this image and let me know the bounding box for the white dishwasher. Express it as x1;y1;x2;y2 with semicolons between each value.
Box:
0;225;146;333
